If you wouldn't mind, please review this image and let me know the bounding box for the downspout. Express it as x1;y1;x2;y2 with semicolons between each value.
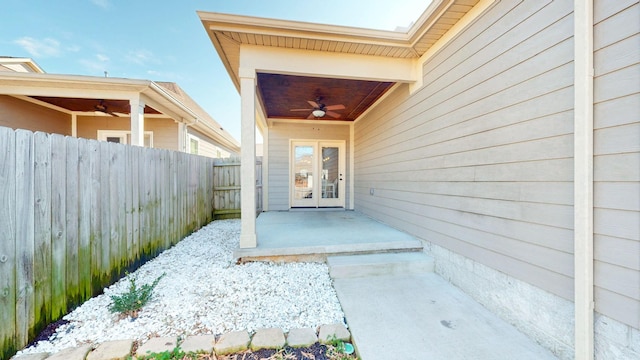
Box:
573;1;594;359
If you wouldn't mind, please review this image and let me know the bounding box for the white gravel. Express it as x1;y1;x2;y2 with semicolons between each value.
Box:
18;219;345;355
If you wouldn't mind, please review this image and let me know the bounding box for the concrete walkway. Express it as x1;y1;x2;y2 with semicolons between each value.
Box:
332;269;558;359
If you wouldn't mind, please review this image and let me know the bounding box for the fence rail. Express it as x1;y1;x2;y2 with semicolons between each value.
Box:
0;127;219;360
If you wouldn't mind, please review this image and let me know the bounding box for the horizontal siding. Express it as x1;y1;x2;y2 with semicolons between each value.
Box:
0;95;71;135
593;1;640;328
354;0;575;300
267;122;350;210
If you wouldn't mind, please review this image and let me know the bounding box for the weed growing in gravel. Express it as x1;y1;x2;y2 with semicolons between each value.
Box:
129;346;213;360
110;272;165;318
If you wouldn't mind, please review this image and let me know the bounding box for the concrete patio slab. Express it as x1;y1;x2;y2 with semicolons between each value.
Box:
333;273;557;360
328;252;434;278
235;211;422;261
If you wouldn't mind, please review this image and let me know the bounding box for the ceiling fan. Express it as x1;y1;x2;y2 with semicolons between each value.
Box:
290;97;345;119
95;100;118;117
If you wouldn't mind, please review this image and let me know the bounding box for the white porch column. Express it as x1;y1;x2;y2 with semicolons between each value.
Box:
574;0;594;359
239;70;257;248
130;97;145;146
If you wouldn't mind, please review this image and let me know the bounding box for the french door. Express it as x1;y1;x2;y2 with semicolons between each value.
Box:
291;140;345;208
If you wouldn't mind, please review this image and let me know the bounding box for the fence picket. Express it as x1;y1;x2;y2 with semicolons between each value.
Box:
66;137;81;308
50;134;67;321
0;128;17;360
77;139;91;301
33;132;52;335
14;130;35;348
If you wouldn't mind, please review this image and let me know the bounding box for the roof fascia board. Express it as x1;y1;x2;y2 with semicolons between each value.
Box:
239;45;416;83
0;57;46;73
198;11;409;46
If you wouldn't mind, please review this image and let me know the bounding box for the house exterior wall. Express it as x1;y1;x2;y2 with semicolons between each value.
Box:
354;0;638;358
77;115;179;150
187;128;233;158
0;95;70;135
592;1;640;358
267;121;350;211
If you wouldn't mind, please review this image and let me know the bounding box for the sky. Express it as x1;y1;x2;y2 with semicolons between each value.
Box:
1;0;430;141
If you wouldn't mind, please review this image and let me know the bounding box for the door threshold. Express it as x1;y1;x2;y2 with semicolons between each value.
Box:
289;207;345;212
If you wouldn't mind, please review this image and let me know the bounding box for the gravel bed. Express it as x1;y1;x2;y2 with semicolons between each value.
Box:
18;219;345;355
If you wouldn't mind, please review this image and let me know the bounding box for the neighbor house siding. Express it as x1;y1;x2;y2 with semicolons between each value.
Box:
187;128;232;158
77;115;179;150
267;121;350;210
592;0;640;328
355;0;575;300
0;95;70;135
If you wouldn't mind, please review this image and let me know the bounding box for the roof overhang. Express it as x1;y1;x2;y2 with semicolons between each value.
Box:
0;72;199;124
198;0;481;122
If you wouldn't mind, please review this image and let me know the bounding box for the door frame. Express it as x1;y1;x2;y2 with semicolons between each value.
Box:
290;139;346;208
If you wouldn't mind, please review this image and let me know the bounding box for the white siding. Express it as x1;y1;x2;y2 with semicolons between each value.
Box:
593;1;640;328
355;0;576;300
267;121;350;210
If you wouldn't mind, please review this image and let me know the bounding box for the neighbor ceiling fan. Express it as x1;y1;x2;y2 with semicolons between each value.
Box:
95;100;118;117
290;97;345;119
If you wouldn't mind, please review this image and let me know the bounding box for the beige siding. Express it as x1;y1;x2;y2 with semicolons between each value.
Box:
355;0;576;300
593;1;640;328
0;95;71;135
267;121;350;210
187;128;232;158
77;116;179;151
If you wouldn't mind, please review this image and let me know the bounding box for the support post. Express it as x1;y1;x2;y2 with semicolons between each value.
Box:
130;97;145;147
573;1;594;359
239;71;257;248
71;113;77;137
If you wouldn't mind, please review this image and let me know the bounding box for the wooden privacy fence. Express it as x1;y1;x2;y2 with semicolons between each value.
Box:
212;157;262;219
0;127;217;360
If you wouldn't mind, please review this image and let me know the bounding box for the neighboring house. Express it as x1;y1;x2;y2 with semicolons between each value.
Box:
0;57;240;157
199;1;639;359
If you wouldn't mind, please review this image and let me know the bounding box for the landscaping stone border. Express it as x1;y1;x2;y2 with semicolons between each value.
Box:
11;323;351;360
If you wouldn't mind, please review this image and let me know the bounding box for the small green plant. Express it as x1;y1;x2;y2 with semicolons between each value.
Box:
324;335;359;360
110;272;165;318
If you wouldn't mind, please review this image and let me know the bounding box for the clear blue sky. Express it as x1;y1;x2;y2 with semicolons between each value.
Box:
1;0;430;141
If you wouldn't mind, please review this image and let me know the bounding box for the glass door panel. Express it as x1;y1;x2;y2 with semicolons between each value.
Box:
292;144;315;207
319;142;344;207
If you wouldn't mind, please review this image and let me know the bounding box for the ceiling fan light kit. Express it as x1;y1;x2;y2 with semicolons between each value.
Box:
290;96;345;119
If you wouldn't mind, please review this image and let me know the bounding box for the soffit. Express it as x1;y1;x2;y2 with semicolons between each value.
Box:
199;0;479;89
